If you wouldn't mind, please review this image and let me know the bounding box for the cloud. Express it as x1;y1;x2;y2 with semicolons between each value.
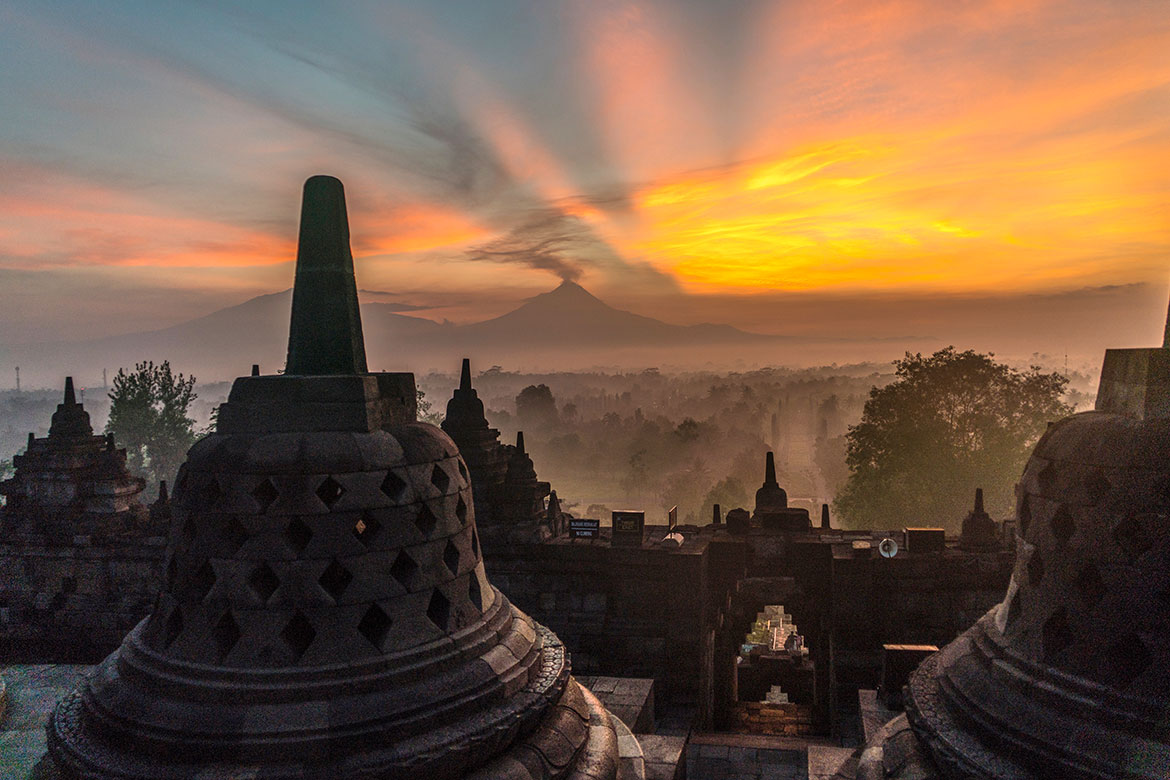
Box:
464;209;592;281
356;290;429;311
0;0;1166;345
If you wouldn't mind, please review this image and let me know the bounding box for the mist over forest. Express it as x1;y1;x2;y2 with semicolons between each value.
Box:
0;355;1099;532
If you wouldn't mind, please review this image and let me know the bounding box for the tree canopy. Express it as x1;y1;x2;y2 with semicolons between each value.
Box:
106;360;197;495
516;384;558;427
834;347;1071;531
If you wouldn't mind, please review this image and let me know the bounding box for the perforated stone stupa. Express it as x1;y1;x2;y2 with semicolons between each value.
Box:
856;293;1170;779
46;175;640;779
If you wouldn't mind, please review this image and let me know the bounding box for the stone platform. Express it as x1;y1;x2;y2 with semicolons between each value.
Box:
0;666;668;780
578;675;656;734
685;732;840;780
0;665;91;780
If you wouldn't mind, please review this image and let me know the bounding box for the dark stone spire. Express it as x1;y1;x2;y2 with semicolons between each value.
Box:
960;486;997;550
442;358;490;432
441;359;507;532
504;430;546;520
460;357;472;390
820;503;831;529
48;376;93;438
754;450;808;531
754;451;787;513
284;175;368;376
712;503;721;525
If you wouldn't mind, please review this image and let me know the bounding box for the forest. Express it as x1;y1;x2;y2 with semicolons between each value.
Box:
0;357;1096;532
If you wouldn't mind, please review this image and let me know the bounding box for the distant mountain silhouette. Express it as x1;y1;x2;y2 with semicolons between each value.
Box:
459;281;768;347
5;281;780;383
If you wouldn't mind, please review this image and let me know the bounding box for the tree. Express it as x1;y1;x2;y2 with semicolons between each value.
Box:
657;458;711;523
620;449;650;504
0;458;12;507
702;476;750;519
106;360;198;493
516;384;557;428
416;388;443;426
813;434;849;502
834;347;1071;531
674;417;701;443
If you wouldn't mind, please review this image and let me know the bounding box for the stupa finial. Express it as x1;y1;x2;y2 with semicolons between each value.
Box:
49;375;92;438
516;430;526;455
764;451;778;485
460;358;472;391
285;175;368;375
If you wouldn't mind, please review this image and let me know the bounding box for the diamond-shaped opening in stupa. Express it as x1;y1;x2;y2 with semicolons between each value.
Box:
318;558;354;603
316;476;345;509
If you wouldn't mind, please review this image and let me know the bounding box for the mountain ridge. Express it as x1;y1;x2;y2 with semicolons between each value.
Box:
3;281;780;383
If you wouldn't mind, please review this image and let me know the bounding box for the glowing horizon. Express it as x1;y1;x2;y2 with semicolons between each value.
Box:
0;0;1166;343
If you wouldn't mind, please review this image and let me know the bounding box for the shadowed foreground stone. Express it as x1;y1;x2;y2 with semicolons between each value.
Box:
46;177;637;779
856;293;1170;779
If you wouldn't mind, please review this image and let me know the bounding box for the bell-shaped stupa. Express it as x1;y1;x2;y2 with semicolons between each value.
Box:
753;451;810;532
47;176;638;779
857;291;1170;778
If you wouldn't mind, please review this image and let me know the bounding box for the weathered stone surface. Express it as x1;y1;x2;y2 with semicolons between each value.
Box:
46;176;631;780
856;308;1170;779
0;379;163;662
440;360;563;545
0;664;91;778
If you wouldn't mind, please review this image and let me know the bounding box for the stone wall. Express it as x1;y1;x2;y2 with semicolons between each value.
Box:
731;701;816;736
827;544;1012;713
484;531;718;710
0;535;165;662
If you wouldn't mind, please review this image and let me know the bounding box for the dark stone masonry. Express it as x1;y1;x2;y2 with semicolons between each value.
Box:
0;379;164;662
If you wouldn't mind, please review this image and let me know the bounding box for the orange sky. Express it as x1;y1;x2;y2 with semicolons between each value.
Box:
0;0;1166;347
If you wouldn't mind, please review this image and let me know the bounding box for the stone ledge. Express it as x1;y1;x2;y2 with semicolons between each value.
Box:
577;676;656;735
